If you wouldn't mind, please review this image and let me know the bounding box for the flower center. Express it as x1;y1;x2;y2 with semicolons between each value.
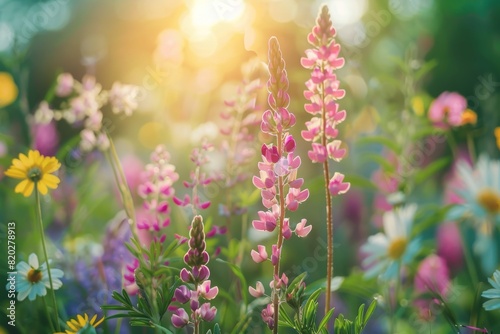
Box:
27;269;42;283
28;167;42;182
477;189;500;214
388;238;408;259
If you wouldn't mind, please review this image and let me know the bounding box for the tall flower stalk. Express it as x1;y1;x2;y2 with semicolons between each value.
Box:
301;5;350;314
252;36;310;333
4;150;63;331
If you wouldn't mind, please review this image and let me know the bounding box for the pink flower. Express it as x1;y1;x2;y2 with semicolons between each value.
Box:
295;219;312;237
428;92;467;128
326;140;346;161
282;219;292;239
308;143;327;163
198;280;219;300
174;285;191;304
261;304;275;330
437;222;463;272
415;255;450;296
249;281;265;298
251;245;268;263
328;172;350;195
198;303;217;322
285;188;310;211
252;209;278;232
271;244;280;266
171;308;189;328
32;121;59;156
55;73;74;97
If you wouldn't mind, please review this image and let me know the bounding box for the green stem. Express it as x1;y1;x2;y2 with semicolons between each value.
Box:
457;220;479;287
35;185;61;332
446;132;458;159
466;132;476;164
103;144;139;243
390;261;401;334
42;296;56;332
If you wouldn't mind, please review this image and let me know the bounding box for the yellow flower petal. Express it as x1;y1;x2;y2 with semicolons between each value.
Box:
93;315;104;327
6;150;61;196
76;314;86;326
41;174;60;188
4;167;26;179
66;320;78;331
37;181;48;195
18;153;30;167
23;181;35;197
12;158;28;172
0;72;18;108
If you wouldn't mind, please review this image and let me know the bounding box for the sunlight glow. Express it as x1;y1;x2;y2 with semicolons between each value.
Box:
188;0;245;29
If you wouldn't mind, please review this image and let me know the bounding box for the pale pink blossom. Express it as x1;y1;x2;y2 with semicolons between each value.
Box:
249;281;265;298
251;245;268;263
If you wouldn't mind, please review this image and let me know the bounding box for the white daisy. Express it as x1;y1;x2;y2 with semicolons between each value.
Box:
362;204;420;280
6;253;64;301
447;155;500;273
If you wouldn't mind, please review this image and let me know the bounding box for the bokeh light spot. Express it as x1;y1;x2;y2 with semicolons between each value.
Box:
269;0;298;23
138;122;166;149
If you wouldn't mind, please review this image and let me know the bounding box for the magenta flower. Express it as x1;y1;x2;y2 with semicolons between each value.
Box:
32;121;59;156
197;303;217;322
251;245;268;263
428;92;467;128
249;36;310;333
261;304;275;330
171;308;189;328
173;216;218;330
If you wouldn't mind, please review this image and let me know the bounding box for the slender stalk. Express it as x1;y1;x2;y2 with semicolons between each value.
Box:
466;132;476;164
103;147;139;244
319;67;334;315
457;220;479;287
42;296;55;332
273;132;286;334
390;261;402;334
35;186;61;332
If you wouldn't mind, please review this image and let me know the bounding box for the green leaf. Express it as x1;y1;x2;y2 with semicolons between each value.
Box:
215;258;248;306
278;304;295;327
362;153;396;173
343;175;377;190
414;157;450;184
356;136;401;154
363;300;377;326
213;323;221;334
317;308;335;331
414;59;438;81
286;272;307;295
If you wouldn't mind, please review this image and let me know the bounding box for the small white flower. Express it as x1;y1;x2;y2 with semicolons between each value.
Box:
361;204;420;280
6;253;64;301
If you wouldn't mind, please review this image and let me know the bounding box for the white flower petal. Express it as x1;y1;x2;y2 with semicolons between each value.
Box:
28;253;39;269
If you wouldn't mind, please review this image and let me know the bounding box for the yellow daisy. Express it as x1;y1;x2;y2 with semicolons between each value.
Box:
55;313;105;334
4;150;61;197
